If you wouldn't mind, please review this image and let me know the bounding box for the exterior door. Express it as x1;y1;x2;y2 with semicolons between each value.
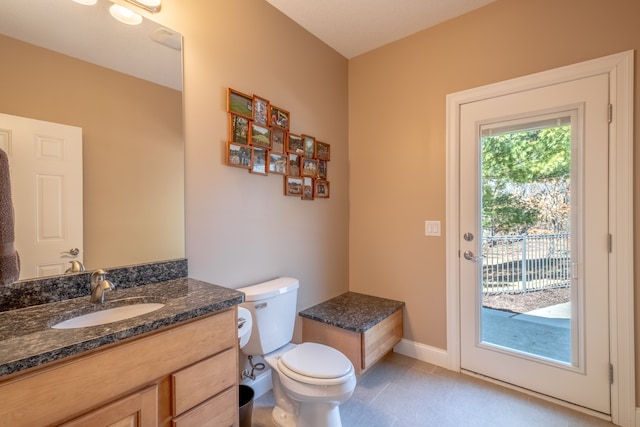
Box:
0;113;83;279
459;74;610;413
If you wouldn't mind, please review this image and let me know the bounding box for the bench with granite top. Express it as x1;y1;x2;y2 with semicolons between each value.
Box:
299;292;404;375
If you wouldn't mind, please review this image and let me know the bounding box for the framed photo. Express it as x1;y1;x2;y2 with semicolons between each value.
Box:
250;146;268;175
284;176;303;196
318;160;328;179
301;158;318;178
302;135;315;158
229;114;250;145
269;153;287;175
270;105;290;130
315;180;330;198
227;88;253;119
251;123;271;148
288;153;301;176
226;142;252;169
271;127;286;154
301;177;314;201
253;96;269;126
315;141;330;161
287;133;304;154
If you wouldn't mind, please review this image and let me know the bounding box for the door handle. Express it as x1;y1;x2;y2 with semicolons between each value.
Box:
61;248;80;257
463;250;482;262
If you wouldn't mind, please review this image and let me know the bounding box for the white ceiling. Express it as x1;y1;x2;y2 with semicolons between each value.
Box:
0;0;182;90
265;0;497;59
0;0;496;89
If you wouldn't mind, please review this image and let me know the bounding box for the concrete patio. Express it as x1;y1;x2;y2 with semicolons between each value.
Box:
482;303;571;362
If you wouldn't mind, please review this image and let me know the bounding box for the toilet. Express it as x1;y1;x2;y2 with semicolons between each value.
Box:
238;277;356;427
237;306;253;349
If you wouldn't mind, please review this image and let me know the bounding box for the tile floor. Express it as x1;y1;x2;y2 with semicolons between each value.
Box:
251;352;615;426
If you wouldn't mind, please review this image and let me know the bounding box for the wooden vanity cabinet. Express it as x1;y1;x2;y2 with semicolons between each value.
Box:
0;308;239;427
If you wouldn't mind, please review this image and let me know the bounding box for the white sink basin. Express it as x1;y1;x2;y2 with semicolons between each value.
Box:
52;303;165;329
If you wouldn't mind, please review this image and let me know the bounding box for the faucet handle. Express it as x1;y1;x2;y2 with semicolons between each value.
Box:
91;269;106;282
65;260;85;274
101;279;116;291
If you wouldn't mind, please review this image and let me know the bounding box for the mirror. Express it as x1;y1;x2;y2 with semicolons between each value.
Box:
0;0;184;281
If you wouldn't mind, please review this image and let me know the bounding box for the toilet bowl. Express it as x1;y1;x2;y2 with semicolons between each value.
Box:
266;342;356;427
237;277;356;427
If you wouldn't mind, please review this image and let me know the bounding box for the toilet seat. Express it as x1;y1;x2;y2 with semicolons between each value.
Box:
277;342;354;386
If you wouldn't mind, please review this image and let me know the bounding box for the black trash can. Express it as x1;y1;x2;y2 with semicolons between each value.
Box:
239;385;254;427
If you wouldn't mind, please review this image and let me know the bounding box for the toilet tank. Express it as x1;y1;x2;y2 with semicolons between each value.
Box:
238;277;299;356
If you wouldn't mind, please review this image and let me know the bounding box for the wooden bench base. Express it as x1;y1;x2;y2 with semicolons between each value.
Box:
302;309;403;375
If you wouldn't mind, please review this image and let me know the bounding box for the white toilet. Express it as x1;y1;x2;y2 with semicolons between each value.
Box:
238;277;356;427
237;306;253;349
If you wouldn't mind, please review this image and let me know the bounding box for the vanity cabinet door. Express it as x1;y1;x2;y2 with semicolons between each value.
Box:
60;384;158;427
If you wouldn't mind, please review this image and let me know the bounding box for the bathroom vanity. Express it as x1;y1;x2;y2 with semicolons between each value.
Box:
0;273;243;427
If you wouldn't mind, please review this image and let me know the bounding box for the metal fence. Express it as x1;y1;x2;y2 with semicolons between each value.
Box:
481;233;571;295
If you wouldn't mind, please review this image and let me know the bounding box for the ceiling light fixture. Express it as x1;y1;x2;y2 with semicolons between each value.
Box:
109;4;143;25
72;0;98;5
123;0;161;13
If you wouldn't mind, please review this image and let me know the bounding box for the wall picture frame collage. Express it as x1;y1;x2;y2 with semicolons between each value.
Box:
226;88;331;200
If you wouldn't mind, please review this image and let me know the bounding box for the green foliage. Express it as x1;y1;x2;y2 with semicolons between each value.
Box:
482;126;570;234
482;186;538;234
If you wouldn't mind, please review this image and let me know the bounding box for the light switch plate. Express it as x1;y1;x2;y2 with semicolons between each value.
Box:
425;220;441;236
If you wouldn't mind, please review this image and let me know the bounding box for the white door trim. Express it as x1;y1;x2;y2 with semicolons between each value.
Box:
445;51;634;426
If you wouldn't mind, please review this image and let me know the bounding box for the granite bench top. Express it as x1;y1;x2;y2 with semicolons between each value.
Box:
0;278;243;378
299;292;404;333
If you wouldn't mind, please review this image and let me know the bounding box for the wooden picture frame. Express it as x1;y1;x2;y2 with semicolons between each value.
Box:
301;158;319;178
302;135;315;159
315;141;330;161
287;153;301;177
301;177;314;200
253;95;270;126
268;153;287;175
271;127;286;154
226;142;252;169
227;88;253;119
315;180;330;198
287;133;304;154
270;105;290;130
284;176;303;196
250;146;268;175
251;123;271;148
318;159;328;179
229;114;250;145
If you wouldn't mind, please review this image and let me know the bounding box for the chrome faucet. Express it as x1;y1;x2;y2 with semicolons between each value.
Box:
90;269;116;304
65;260;85;274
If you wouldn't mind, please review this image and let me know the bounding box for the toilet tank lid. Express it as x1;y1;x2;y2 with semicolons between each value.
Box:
237;277;299;301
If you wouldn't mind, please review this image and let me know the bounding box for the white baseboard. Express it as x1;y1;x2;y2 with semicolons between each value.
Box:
241;368;272;399
393;338;449;369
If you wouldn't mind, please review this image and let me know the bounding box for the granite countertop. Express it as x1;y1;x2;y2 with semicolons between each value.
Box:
299;292;405;333
0;278;244;378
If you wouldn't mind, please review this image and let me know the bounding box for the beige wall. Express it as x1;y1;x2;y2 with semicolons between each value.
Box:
0;35;184;273
349;0;639;400
142;0;640;404
155;0;350;324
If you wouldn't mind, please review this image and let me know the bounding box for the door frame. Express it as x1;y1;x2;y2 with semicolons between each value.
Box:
445;51;634;426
